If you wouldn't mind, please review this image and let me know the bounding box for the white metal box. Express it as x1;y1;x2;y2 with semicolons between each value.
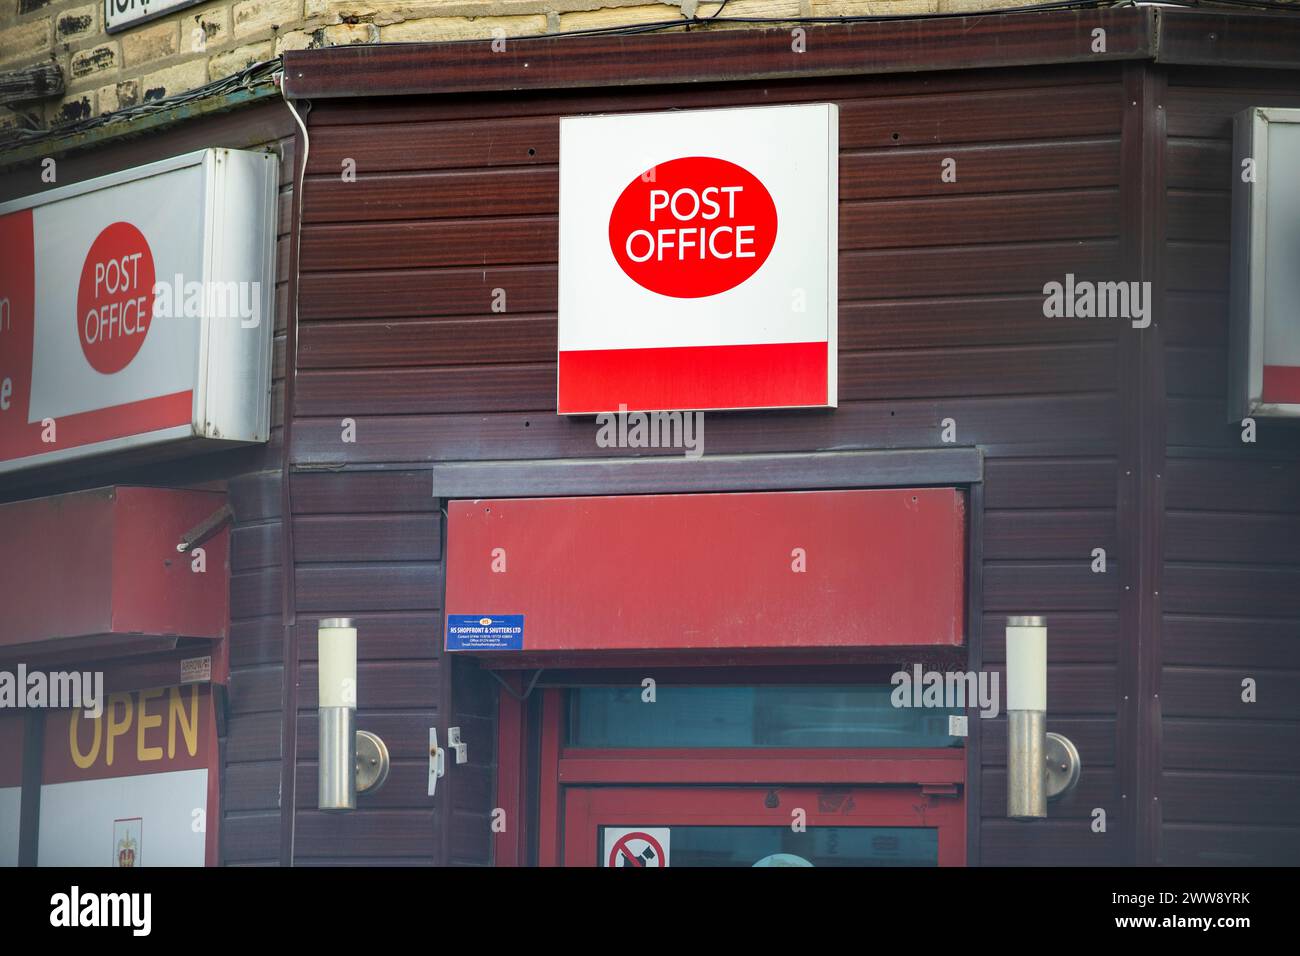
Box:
0;147;279;473
1229;107;1300;420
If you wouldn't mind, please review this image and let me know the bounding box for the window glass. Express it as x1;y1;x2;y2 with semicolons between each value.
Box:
569;685;961;748
603;825;938;867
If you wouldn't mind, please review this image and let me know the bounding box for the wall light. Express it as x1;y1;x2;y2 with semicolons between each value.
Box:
1006;615;1081;820
318;618;389;811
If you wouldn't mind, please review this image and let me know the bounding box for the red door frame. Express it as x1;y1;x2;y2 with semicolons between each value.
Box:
567;786;966;867
496;684;967;867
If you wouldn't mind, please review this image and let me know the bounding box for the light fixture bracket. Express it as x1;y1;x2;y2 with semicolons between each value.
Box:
356;730;390;794
1045;731;1082;801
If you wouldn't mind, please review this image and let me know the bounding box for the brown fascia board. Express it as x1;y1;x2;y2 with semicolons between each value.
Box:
281;7;1160;99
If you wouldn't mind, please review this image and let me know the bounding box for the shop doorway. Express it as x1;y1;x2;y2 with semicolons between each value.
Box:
496;674;970;867
567;786;964;867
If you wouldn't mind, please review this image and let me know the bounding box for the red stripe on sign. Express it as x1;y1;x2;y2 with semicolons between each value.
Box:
0;391;193;465
1262;365;1300;405
558;341;828;413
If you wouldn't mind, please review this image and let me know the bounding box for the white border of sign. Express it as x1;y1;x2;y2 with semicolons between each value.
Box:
0;147;278;474
557;102;838;414
1228;106;1300;420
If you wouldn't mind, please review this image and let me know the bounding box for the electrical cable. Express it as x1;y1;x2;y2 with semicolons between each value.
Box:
0;57;282;147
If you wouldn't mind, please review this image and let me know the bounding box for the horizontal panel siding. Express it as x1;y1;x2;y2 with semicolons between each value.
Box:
1163;615;1300;669
1161;772;1300;825
980;820;1119;866
222;147;294;864
292;514;441;563
295;613;441;662
295;809;437;859
983;458;1117;509
295;66;1136;867
1166;512;1300;564
290;396;1120;466
1159;74;1300;866
840;139;1121;199
984;562;1119;611
1165;458;1300;512
977;664;1118;715
297;242;1123;320
1164;718;1299;774
1163;566;1300;618
1161;666;1300;721
842;298;1117;351
222;812;282;865
299;661;441;710
295;564;441;611
1164;292;1226;349
983;510;1116;560
982;612;1118;664
1161;825;1300;866
287;465;443;862
300;317;554;369
296;345;1115;417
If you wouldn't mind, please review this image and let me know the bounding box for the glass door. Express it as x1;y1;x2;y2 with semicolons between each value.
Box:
500;677;970;867
564;786;964;867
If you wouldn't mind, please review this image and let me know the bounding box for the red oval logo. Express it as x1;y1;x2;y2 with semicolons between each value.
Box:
77;221;156;375
608;156;777;299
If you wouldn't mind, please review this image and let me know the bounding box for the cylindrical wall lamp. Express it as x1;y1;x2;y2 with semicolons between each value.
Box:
1006;615;1048;819
319;618;358;811
1006;615;1081;820
318;618;389;812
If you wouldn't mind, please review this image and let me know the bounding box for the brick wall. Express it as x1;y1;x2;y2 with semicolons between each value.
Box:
1;0;1040;130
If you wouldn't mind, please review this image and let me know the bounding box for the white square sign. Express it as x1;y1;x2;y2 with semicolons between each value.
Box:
603;827;671;867
558;103;838;414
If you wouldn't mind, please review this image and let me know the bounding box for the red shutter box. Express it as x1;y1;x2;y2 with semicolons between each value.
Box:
0;486;229;656
444;488;965;656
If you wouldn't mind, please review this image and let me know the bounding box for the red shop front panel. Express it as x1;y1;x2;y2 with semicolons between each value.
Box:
444;488;965;656
0;486;229;656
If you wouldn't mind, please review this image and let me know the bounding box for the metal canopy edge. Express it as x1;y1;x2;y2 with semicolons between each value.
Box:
430;448;984;500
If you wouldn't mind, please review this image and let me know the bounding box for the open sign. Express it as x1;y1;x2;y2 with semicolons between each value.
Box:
608;156;777;299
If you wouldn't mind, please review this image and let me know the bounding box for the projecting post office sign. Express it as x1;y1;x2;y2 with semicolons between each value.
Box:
0;148;278;474
558;103;839;414
1229;107;1300;419
105;0;206;34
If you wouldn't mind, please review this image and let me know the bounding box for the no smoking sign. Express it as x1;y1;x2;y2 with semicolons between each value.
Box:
603;827;670;868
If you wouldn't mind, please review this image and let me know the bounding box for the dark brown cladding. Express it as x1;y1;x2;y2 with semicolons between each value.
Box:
281;8;1300;101
281;9;1156;99
2;8;1298;869
1158;69;1300;866
282;14;1300;863
294;61;1131;865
